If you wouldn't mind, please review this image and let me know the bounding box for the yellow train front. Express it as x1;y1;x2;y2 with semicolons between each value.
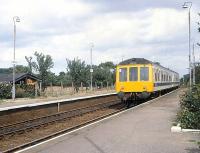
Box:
115;58;179;104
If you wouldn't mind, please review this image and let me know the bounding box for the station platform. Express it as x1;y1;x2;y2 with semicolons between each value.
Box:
18;89;200;153
0;91;116;111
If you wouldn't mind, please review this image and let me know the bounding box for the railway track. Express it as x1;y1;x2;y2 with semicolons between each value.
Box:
0;100;121;139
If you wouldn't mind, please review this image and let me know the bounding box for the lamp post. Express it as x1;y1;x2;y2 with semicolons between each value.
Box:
90;43;94;91
12;16;20;100
182;2;192;89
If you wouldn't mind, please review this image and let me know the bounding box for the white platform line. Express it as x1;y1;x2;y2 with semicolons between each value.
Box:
15;89;178;153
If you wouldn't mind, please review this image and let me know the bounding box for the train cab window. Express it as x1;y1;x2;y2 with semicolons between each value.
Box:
140;67;149;81
129;67;138;81
119;68;127;82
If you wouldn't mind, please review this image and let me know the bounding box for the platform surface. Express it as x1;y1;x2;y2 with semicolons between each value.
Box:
20;90;200;153
0;92;116;111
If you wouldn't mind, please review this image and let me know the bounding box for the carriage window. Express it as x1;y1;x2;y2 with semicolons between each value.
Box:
155;72;158;81
140;67;149;81
119;68;127;82
129;67;138;81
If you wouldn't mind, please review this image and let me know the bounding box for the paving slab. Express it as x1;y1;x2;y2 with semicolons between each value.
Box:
19;90;200;153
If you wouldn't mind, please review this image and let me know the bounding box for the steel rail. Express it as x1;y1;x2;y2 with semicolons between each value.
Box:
0;100;121;138
2;106;125;153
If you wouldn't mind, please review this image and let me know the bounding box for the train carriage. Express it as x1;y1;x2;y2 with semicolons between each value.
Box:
115;58;179;101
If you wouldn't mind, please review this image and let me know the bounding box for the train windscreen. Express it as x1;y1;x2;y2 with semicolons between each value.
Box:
119;68;127;82
129;67;138;81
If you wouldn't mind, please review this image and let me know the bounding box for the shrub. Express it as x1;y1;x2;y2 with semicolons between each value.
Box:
16;84;35;98
177;85;200;129
0;83;36;99
16;88;25;98
0;83;12;99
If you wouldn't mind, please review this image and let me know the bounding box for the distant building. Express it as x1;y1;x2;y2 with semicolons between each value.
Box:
0;73;41;85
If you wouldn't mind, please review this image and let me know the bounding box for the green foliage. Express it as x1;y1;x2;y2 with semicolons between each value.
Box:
0;83;35;99
177;85;200;129
15;65;30;73
66;58;88;92
195;65;200;84
0;83;12;99
0;68;11;74
0;65;29;74
178;109;200;129
66;58;115;90
93;61;115;86
17;84;35;98
46;72;59;86
57;72;72;86
183;65;200;86
29;51;54;91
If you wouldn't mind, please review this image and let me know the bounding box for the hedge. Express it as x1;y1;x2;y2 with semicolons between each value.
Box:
0;83;12;99
177;85;200;129
0;83;36;99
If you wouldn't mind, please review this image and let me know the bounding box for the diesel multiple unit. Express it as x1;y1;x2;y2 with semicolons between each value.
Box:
115;58;179;101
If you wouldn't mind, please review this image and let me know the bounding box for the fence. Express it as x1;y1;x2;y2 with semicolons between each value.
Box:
43;82;115;97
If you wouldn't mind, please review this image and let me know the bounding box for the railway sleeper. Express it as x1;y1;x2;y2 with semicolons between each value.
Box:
0;101;120;137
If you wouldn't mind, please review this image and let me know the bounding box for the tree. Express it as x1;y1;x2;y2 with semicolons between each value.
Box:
57;72;72;87
15;65;30;73
66;58;88;92
0;65;29;74
99;61;115;69
30;52;54;91
46;72;59;86
95;61;116;86
25;56;33;73
0;68;11;74
195;65;200;84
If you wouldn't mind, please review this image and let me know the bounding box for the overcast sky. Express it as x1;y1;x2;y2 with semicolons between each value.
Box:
0;0;200;76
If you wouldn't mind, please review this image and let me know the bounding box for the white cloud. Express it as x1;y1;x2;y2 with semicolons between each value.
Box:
0;0;199;77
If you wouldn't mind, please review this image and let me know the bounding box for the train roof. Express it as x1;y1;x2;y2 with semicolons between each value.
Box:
119;58;152;65
118;58;179;75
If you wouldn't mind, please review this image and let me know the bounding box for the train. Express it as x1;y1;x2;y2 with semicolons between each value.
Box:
115;58;179;105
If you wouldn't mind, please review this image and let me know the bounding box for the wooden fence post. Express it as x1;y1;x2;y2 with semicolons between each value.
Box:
51;82;53;96
72;82;74;94
39;82;42;93
81;82;83;92
61;81;63;95
35;84;38;97
95;82;97;90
